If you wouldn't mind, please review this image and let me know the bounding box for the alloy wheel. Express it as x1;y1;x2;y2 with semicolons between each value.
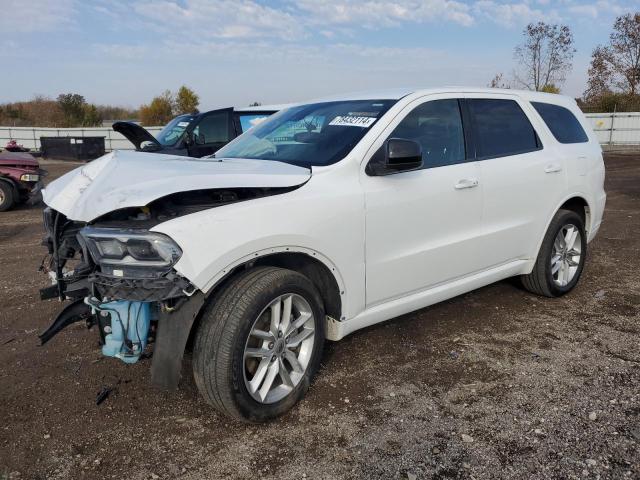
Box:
551;224;582;287
243;293;315;404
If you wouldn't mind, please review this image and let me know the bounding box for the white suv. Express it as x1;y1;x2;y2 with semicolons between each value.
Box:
40;88;606;422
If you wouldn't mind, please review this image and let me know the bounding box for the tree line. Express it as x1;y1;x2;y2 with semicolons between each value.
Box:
0;85;200;128
489;12;640;112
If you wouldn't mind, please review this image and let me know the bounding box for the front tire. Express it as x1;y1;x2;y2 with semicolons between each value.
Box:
521;209;587;297
193;267;325;422
0;182;14;212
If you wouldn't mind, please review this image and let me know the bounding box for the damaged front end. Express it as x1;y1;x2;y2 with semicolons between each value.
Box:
39;205;199;382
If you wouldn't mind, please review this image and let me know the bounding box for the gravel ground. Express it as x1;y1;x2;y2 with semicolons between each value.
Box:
0;154;638;480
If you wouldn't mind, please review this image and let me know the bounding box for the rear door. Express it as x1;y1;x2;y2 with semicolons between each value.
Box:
465;95;566;266
187;108;234;157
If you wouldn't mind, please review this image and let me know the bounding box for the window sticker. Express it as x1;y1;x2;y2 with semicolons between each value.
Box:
329;115;377;128
177;121;190;127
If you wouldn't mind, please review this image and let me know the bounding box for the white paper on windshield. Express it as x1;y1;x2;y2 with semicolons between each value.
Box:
177;121;190;127
329;116;376;128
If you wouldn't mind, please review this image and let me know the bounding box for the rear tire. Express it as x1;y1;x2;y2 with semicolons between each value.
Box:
193;266;325;422
0;182;14;212
521;209;587;297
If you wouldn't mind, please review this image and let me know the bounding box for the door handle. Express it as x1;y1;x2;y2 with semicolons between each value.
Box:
454;178;479;189
544;164;562;173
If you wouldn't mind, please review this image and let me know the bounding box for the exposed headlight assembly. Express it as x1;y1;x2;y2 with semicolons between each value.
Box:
20;173;40;182
80;227;182;269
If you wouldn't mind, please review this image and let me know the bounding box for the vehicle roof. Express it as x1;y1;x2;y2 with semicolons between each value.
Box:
236;104;291;112
306;87;577;105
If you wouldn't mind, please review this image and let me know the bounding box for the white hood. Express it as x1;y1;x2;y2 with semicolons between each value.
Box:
43;150;311;222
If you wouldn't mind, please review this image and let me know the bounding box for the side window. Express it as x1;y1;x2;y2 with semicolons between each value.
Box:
192;112;231;144
468;99;541;159
388;99;465;169
531;102;589;144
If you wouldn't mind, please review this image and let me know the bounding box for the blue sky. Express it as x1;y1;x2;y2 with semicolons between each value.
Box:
1;0;639;110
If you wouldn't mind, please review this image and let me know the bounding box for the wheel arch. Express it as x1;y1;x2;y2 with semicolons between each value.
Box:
185;248;345;352
531;194;591;268
0;176;19;196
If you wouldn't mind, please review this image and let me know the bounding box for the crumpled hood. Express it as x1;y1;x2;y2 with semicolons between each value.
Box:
43;150;311;222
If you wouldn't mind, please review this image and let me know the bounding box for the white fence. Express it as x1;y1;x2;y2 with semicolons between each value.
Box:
0;113;637;151
585;112;640;145
0;126;162;152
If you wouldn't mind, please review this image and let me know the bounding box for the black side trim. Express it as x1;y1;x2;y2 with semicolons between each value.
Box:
459;99;476;161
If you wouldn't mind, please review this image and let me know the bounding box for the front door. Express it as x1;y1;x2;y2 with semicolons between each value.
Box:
187;108;234;157
363;97;484;307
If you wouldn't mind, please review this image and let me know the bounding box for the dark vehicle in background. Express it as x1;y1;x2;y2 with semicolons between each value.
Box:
113;105;283;157
0;151;46;211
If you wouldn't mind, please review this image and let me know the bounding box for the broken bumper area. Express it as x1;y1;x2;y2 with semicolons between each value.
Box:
39;209;201;383
90;270;192;302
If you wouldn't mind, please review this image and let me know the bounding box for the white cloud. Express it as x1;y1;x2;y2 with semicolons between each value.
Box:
131;0;305;39
472;1;558;27
567;4;599;18
0;0;76;33
293;0;474;27
94;43;149;60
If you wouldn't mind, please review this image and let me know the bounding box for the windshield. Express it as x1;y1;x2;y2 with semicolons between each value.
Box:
214;100;396;167
155;114;196;146
238;113;272;132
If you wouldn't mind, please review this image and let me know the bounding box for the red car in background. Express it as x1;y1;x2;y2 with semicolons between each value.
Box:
0;151;46;211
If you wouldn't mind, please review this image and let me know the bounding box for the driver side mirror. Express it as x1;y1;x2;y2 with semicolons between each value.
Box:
366;138;423;176
183;131;194;146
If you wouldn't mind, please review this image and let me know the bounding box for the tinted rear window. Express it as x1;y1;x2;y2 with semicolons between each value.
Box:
531;102;589;144
468;99;541;159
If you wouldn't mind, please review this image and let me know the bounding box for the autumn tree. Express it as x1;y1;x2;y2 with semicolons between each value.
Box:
174;85;199;114
139;90;174;126
514;22;575;92
585;13;640;99
57;93;87;127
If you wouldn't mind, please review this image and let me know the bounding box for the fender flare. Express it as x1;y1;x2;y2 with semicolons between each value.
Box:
199;245;347;298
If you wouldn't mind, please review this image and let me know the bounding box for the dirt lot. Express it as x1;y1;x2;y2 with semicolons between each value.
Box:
0;154;638;480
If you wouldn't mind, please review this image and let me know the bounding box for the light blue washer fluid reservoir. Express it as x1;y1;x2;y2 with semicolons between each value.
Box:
98;301;151;364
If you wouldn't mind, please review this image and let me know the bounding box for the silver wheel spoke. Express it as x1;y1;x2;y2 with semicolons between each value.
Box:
258;361;280;401
278;358;294;387
562;261;570;286
248;358;271;394
286;311;312;336
564;227;578;250
551;260;562;275
269;300;281;336
284;349;304;373
250;329;273;341
280;295;293;334
244;347;271;359
287;328;314;348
